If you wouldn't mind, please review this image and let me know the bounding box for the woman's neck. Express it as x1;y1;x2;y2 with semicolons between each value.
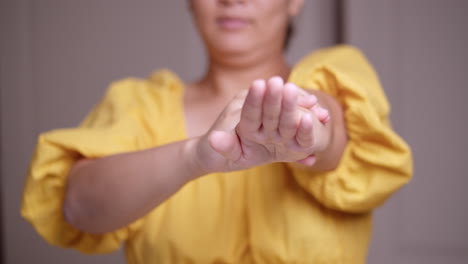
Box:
196;51;291;98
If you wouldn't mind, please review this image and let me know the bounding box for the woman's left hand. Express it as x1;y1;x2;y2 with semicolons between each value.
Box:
203;77;331;172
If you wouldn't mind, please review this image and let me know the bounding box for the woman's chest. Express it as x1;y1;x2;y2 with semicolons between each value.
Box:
129;172;251;263
182;87;235;138
125;165;363;264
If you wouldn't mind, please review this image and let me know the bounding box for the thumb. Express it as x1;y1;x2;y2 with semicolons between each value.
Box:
208;130;242;162
297;154;317;166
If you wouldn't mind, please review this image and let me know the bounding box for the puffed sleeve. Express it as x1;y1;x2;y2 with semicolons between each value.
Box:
288;45;413;213
21;77;162;254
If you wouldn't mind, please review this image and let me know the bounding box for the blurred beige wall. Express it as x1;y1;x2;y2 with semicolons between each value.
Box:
1;0;467;263
344;1;468;263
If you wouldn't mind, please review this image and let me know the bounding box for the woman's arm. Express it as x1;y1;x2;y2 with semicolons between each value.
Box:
62;89;249;235
64;138;204;234
286;45;412;213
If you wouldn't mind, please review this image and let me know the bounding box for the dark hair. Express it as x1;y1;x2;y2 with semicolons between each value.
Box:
284;22;294;50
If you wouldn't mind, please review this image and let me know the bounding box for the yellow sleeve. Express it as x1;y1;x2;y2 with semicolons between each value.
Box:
288;45;413;213
21;77;163;254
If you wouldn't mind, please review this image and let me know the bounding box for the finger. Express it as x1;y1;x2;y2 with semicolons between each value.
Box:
294;86;309;97
209;130;242;161
239;80;266;133
312;106;330;123
297;94;318;109
294;86;316;109
278;83;299;139
262;76;284;132
296;113;314;148
316;107;330;123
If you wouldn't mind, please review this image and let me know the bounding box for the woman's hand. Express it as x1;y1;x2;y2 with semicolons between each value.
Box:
195;77;331;173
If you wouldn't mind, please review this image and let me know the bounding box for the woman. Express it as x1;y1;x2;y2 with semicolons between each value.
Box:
21;0;412;263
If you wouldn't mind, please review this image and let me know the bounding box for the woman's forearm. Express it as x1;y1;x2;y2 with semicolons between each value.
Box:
63;137;204;234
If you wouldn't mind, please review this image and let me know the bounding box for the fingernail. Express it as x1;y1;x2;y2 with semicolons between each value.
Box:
320;108;329;116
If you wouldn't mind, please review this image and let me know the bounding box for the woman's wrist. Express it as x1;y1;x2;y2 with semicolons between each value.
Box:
182;137;212;180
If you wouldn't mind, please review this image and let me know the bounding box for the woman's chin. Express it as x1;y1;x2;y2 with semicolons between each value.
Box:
209;40;257;57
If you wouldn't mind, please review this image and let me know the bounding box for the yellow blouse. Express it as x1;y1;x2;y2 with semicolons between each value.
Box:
21;45;412;264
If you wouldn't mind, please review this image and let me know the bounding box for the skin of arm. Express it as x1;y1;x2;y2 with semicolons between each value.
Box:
63;77;346;234
64;138;204;234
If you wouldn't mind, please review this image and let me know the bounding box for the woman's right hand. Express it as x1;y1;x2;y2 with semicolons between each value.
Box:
194;77;330;173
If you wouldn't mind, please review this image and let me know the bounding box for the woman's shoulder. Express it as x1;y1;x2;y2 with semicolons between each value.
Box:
105;69;183;98
291;45;380;88
295;45;369;72
99;69;184;110
298;44;364;64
